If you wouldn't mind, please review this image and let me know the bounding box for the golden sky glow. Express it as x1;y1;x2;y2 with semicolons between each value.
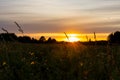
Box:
17;33;109;41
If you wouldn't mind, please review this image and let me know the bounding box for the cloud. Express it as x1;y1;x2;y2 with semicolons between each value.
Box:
74;19;120;33
1;15;120;33
84;20;120;27
80;27;120;33
21;20;120;33
85;4;120;12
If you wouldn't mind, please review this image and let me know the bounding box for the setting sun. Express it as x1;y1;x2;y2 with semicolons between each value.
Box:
64;34;80;42
69;37;80;42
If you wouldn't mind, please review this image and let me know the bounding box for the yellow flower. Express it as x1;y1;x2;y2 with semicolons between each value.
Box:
31;61;35;65
2;61;6;66
29;52;34;56
80;62;83;66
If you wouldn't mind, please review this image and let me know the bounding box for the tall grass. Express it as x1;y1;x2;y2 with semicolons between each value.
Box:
0;42;120;80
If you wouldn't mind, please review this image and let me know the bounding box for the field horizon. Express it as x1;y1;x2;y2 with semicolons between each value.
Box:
16;32;109;42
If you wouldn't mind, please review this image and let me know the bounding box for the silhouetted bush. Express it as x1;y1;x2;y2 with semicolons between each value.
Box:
18;36;32;43
108;31;120;43
0;33;18;42
31;38;38;43
39;36;46;43
46;37;56;43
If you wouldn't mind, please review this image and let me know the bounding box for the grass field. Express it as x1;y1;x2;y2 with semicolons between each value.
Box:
0;42;120;80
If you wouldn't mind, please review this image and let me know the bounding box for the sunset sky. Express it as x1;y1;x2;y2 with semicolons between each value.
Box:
0;0;120;41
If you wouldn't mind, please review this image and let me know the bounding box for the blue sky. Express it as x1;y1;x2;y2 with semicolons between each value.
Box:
0;0;120;34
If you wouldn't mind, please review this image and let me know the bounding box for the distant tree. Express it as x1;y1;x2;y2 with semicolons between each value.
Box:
39;36;46;43
114;31;120;42
46;37;56;43
47;37;52;42
52;39;56;43
18;36;31;43
108;31;120;43
0;33;18;42
108;33;114;43
31;38;38;43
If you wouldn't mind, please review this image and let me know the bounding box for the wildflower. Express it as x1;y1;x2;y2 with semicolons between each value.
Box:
31;61;35;65
31;52;34;56
2;61;6;66
80;62;83;66
29;52;34;56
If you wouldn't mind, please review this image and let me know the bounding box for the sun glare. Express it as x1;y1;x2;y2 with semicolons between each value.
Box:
69;36;79;42
65;34;80;42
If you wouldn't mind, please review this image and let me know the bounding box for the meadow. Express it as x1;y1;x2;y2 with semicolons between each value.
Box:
0;42;120;80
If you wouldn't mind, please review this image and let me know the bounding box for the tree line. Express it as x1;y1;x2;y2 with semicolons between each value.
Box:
0;33;56;43
108;31;120;44
0;31;120;44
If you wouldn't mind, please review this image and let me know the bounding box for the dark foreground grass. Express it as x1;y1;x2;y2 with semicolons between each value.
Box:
0;42;120;80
